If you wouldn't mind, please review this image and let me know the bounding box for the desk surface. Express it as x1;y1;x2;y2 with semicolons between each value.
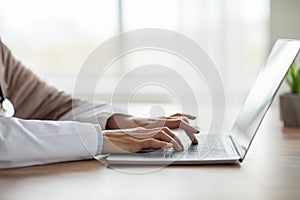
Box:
1;107;300;200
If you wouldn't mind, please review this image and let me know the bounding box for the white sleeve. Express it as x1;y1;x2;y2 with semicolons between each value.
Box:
0;117;102;169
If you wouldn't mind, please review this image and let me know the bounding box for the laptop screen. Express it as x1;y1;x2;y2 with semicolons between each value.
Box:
231;39;300;161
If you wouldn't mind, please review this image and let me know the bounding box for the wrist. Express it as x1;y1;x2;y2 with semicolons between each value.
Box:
106;114;133;129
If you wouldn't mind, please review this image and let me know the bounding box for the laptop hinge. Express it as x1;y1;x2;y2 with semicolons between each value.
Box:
228;135;243;160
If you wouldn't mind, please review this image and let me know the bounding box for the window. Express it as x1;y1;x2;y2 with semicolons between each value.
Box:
0;0;270;105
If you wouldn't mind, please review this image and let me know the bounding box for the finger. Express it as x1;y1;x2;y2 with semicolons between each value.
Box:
178;121;199;144
147;127;186;149
142;118;200;137
162;119;199;144
160;127;184;150
170;113;197;120
125;127;164;139
147;127;176;137
165;118;200;133
145;118;200;133
163;116;189;123
192;137;198;145
153;130;182;151
139;138;173;150
185;130;199;145
133;127;182;150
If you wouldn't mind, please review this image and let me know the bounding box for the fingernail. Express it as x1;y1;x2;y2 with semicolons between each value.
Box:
192;138;198;145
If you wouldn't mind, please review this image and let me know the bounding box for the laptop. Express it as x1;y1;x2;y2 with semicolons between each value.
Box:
104;39;300;165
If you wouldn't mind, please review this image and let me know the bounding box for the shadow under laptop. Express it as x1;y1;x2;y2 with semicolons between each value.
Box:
103;162;241;174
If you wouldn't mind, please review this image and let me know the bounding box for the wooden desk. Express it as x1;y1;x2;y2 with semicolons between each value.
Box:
1;107;300;200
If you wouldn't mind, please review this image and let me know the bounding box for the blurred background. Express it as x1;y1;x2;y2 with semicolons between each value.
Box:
0;0;299;130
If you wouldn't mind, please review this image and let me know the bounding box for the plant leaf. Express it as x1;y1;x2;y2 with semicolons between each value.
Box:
285;61;299;93
286;76;293;87
290;62;296;79
296;68;300;93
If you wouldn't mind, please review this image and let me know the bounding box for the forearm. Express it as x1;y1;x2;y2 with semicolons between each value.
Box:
106;114;137;129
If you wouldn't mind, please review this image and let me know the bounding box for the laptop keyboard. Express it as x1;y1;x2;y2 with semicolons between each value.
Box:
163;135;228;159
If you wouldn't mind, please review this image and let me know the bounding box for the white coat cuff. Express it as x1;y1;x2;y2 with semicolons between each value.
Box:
95;125;103;155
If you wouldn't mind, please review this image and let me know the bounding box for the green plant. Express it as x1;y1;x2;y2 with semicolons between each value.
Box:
286;61;300;94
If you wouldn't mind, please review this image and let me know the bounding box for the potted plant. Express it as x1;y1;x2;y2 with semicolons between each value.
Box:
280;61;300;127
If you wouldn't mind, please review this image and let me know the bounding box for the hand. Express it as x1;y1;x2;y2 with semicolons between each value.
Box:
101;127;184;154
106;113;200;145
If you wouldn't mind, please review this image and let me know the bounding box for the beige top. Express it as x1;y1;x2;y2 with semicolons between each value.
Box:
0;39;82;120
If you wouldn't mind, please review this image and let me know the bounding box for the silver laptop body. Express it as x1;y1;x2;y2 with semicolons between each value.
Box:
105;39;300;165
